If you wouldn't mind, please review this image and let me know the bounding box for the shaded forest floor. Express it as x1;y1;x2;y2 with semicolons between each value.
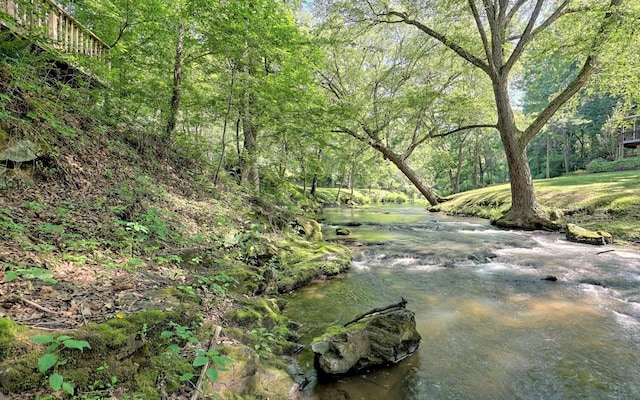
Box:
434;170;640;244
0;62;351;399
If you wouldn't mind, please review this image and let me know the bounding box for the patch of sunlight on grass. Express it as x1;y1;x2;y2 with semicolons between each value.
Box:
434;170;640;241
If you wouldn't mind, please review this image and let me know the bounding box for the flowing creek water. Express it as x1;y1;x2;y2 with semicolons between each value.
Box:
283;206;640;400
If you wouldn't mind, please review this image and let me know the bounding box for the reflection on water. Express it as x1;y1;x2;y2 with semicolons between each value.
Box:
284;206;640;399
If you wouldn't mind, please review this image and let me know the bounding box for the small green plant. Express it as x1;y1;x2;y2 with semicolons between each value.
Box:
62;253;88;264
230;224;262;260
189;256;204;265
126;221;148;236
155;254;182;265
124;257;147;270
37;222;65;236
161;320;201;354
86;364;118;395
31;334;91;395
0;209;26;239
179;348;232;388
22;201;45;211
66;239;100;252
250;327;276;357
23;243;57;252
193;273;237;295
5;267;57;284
139;208;171;241
160;320;232;396
176;284;196;297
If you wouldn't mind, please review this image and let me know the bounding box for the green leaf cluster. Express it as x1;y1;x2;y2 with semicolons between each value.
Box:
31;334;91;395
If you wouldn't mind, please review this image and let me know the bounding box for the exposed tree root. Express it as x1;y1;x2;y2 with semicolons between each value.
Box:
492;206;560;231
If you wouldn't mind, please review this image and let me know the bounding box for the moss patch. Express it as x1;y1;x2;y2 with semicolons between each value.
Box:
274;238;351;293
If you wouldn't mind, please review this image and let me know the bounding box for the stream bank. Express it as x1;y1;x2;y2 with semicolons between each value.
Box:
284;206;640;400
1;226;352;399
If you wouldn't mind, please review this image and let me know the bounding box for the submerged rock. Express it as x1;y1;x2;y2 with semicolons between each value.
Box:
565;223;612;245
311;305;421;376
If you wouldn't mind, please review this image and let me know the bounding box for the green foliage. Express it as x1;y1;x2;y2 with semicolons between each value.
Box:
27;111;78;139
381;193;408;203
586;157;640;173
4;267;57;285
0;208;26;239
31;334;90;395
250;327;276;357
160;320;232;394
161;320;202;349
179;348;232;387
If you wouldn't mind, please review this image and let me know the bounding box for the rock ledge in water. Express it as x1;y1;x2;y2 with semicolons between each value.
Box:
311;300;421;376
565;223;612;245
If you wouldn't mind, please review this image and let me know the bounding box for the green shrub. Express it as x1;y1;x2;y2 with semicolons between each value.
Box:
586;157;640;173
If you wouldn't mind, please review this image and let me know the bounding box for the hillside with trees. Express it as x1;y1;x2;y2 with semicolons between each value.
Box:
1;0;640;398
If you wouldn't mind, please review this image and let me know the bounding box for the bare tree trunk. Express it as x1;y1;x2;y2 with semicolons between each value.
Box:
563;131;571;174
310;148;321;197
492;79;553;229
447;168;455;193
453;132;468;193
165;21;185;138
214;65;236;186
546;134;550;179
376;147;443;206
235;118;241;156
472;135;479;188
310;175;318;197
240;115;259;190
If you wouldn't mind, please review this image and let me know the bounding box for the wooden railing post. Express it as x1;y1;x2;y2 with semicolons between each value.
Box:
2;0;110;69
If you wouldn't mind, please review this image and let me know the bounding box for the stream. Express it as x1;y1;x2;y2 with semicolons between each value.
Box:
283;206;640;400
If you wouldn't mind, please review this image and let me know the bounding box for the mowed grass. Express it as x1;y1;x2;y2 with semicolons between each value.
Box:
435;170;640;243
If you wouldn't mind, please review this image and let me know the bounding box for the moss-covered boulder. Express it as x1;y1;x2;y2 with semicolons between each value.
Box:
566;223;613;245
336;227;351;236
311;308;421;376
274;239;351;293
293;216;323;240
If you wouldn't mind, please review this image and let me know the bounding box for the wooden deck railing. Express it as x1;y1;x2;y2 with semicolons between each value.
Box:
1;0;109;59
620;114;640;147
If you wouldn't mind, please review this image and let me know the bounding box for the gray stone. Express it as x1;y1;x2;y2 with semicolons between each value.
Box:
311;308;421;376
0;140;37;163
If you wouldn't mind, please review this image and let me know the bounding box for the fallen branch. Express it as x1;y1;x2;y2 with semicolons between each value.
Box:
596;249;614;255
344;297;408;327
190;325;223;400
10;294;61;315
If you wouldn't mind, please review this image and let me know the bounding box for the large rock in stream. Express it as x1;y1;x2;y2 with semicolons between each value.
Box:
311;300;421;376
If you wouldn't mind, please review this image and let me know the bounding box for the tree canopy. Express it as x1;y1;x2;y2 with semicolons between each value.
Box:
5;0;640;215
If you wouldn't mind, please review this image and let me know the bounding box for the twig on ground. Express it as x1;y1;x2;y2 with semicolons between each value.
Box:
190;325;223;400
10;294;62;315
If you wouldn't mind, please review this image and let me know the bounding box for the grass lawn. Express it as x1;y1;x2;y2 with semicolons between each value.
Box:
434;170;640;243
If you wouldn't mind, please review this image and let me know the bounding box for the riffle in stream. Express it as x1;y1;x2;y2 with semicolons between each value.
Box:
283;206;640;400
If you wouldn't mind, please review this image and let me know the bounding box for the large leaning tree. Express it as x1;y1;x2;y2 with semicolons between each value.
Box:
334;0;628;229
314;13;496;206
